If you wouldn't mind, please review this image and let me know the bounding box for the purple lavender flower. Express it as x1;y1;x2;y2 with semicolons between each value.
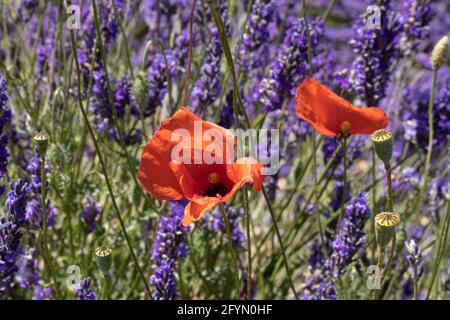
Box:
428;177;449;220
89;72;142;145
398;0;432;56
0;73;12;196
301;192;370;300
349;0;402;105
329;180;351;213
191;1;230;114
81;195;101;234
401;83;450;155
405;239;424;281
208;205;245;248
392;166;420;196
142;53;170;117
259;17;323;111
151;201;190;266
330;192;371;276
150;259;179;300
15;247;40;289
0;179;30;296
25;155;57;229
239;0;275;70
218;91;235;129
75;277;97;300
34;285;52;300
191;27;223;113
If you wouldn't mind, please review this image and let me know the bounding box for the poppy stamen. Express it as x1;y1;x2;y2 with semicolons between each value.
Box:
208;172;220;184
203;172;228;197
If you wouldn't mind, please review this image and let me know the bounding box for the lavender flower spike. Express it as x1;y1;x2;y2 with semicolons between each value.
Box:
150;259;179;300
0;73;12;196
0;179;30;296
75;277;97;300
259;17;323;111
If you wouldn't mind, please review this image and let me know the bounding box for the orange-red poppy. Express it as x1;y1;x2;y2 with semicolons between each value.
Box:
295;78;388;137
137;107;264;226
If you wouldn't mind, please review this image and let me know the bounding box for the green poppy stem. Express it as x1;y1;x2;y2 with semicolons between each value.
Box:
416;68;437;210
67;13;152;297
220;205;241;299
101;274;110;300
340;134;348;225
40;155;62;300
243;189;252;300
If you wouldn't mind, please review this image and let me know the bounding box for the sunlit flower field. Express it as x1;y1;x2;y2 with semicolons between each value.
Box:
0;0;449;301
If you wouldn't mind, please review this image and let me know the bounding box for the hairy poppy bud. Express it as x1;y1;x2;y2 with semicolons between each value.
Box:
431;35;449;70
371;129;393;166
52;87;65;109
375;212;399;249
133;70;149;109
95;245;112;275
34;132;49;157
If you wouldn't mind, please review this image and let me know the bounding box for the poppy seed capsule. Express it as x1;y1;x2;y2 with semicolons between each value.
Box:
431;35;449;70
95;246;112;275
341;121;351;136
375;212;399;249
133;70;149;108
34;132;49;157
208;172;220;184
371;129;393;166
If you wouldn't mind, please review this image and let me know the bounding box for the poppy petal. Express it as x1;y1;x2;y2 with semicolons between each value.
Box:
137;107;234;200
295;78;388;136
228;157;264;192
182;200;220;226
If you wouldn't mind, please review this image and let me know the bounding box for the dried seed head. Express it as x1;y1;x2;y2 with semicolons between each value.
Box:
95;245;113;275
431;35;449;70
375;212;399;249
371;129;393;166
34;131;49;157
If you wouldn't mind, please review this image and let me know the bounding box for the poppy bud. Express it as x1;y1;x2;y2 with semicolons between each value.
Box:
371;129;393;166
375;212;399;249
52;87;64;109
133;70;149;109
34;132;49;158
431;35;449;70
95;245;112;275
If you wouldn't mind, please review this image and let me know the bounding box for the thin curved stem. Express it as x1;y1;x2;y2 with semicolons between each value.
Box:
243;189;252;300
181;0;197;107
372;246;385;300
40;156;62;300
220;205;241;299
417;68;437;209
262;188;298;299
67;15;151;296
426;201;449;299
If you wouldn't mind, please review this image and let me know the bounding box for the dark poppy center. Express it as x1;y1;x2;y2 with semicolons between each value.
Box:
202;172;229;197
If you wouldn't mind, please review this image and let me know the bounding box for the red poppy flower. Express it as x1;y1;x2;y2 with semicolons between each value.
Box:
137;107;264;226
295;78;388;136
